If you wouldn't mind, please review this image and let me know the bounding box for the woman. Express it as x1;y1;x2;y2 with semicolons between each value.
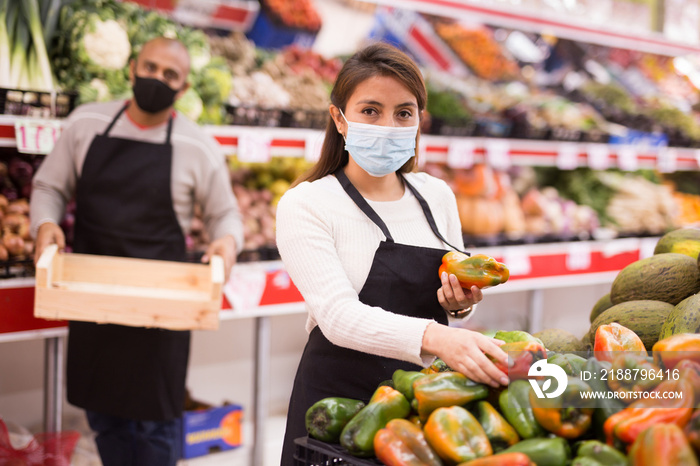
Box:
276;42;509;462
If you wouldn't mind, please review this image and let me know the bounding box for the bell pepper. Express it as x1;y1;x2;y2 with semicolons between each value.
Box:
500;437;571;466
582;357;625;434
493;330;544;346
439;251;509;289
392;370;426;402
548;352;587;376
472;401;519;452
421;358;453;374
492;340;547;380
373;418;444;466
529;376;594;439
339;386;410;457
459;452;535;465
607;353;663;399
570;459;605;466
593;322;646;363
574;440;627;466
684;408;700;454
498;380;545;439
676;359;700;401
652;333;700;369
603;377;695;447
305;397;366;443
423;405;493;464
412;372;489;422
628;423;699;466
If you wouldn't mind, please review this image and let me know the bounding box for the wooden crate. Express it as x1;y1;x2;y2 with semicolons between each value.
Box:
34;245;224;330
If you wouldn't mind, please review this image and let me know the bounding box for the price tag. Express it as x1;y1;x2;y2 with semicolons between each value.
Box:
224;263;267;310
486;139;511;170
237;133;271;163
587;143;610;170
502;248;531;277
657;147;677;173
566;242;592;271
556;143;579;170
446;139;474;169
14;118;62;155
616;145;638;171
305;133;324;163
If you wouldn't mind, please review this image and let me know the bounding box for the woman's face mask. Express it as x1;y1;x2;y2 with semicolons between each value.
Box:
340;108;419;178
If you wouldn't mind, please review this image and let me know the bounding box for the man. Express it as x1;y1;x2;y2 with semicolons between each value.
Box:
30;37;243;465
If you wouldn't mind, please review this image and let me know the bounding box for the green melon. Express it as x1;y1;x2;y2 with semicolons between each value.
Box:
610;253;700;305
654;228;700;260
533;328;585;353
589;300;675;350
659;293;700;339
590;293;614;323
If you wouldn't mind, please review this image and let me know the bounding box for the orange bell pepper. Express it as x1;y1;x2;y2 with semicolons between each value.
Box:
458;452;535;465
439;251;509;289
529;376;594;439
628;423;699;466
373;418;443;466
603;377;695;446
593;322;646;363
652;333;700;369
423;405;493;464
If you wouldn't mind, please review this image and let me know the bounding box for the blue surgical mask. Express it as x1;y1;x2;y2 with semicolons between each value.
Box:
340;109;419;177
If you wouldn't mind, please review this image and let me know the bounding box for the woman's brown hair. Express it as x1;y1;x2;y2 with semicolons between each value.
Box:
296;41;427;185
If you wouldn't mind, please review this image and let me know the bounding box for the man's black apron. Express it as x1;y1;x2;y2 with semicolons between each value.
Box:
281;169;464;461
66;104;189;421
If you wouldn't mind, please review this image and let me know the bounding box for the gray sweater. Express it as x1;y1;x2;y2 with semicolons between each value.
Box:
30;100;244;250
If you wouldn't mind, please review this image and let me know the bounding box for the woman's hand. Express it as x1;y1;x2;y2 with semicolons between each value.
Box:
422;323;509;388
438;272;483;314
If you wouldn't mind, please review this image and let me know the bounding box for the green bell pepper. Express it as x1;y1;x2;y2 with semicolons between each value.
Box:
392;369;426;402
473;400;520;452
500;437;571;466
575;440;628;466
305;397;366;443
498;380;545;439
412;372;489;422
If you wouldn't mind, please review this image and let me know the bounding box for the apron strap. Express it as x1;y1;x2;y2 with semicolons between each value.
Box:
334;168;394;242
103;103;174;144
400;173;469;255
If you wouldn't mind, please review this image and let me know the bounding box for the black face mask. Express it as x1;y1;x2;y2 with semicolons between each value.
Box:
132;75;180;114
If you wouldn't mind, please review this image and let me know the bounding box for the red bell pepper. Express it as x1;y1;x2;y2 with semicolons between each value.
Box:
373;418;443;466
459;452;535;465
593;322;645;363
492;340;547;380
603;377;695;446
607;352;663;399
628;423;699;466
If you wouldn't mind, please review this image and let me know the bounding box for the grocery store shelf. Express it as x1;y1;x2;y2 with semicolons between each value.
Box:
373;0;700;57
3;115;698;170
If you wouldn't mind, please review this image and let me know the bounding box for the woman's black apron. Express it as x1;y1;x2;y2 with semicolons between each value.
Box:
66;104;189;421
280;169;463;462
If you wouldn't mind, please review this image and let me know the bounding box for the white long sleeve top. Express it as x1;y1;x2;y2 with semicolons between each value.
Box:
275;171;468;366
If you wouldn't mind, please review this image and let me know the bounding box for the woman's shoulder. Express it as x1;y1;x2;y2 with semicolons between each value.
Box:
278;174;344;209
404;171;453;196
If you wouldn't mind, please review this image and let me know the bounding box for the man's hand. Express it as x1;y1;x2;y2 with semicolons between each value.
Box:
201;235;237;282
33;223;66;265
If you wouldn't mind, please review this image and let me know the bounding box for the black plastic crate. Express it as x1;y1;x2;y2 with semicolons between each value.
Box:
293;437;382;466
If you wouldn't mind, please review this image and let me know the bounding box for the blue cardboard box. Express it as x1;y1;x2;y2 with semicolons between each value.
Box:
181;403;243;459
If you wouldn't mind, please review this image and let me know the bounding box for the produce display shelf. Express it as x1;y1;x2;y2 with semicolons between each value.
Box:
373;0;700;57
2;115;698;171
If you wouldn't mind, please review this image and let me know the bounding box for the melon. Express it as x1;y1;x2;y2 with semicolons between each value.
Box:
588;300;675;350
610;253;700;305
590;293;614;323
654;228;700;260
533;328;585;353
659;293;700;339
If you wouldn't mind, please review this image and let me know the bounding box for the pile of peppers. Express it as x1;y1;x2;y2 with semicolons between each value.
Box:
303;331;700;465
